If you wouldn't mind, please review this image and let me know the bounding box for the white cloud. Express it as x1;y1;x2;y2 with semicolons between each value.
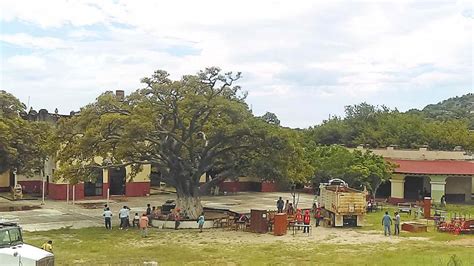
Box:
0;33;67;49
0;0;472;128
0;0;107;27
6;55;46;70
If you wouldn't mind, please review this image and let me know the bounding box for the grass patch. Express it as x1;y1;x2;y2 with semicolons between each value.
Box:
23;226;474;265
360;204;474;241
20;204;473;265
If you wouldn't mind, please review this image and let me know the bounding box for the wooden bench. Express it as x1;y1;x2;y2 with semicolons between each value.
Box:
398;203;412;215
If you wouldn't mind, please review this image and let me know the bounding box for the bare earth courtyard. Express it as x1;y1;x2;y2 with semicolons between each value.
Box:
1;192;473;265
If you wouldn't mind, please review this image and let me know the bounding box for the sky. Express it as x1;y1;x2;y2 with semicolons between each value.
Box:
0;0;472;128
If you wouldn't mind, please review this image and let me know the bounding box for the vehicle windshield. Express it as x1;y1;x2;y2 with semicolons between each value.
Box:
0;228;23;247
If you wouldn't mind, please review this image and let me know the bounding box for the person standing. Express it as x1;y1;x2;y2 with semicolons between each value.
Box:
146;204;152;216
314;208;321;227
287;203;295;215
276;197;284;213
394;212;401;236
103;207;113;229
125;206;131;228
197;212;205;233
132;213;140;228
139;213;149;237
295;209;303;224
440;194;446;207
303;210;311;233
174;209;181;230
119;206;128;229
382;211;392;236
284;200;290;213
146;204;152;226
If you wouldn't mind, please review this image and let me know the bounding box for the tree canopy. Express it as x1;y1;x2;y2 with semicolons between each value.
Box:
54;68;312;218
0;90;52;176
305;144;395;197
307;101;474;151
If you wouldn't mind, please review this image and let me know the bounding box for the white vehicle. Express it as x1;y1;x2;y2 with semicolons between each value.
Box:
0;222;54;266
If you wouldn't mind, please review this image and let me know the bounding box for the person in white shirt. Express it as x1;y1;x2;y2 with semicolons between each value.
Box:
394;212;401;235
103;207;113;229
119;206;129;229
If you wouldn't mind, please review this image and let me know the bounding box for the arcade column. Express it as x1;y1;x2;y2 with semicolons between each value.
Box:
429;175;447;204
390;174;405;202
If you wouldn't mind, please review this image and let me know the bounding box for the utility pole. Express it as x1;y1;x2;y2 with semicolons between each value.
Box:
41;170;45;205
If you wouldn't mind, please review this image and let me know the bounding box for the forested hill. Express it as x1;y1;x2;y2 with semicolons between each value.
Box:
306;93;474;151
412;93;474;128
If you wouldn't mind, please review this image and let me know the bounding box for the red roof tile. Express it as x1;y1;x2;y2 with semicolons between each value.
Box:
388;159;474;175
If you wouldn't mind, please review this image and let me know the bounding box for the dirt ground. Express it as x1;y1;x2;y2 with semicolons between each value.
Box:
138;226;428;246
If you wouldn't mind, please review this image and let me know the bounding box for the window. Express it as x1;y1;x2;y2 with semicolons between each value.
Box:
8;228;22;244
0;228;23;246
0;230;10;246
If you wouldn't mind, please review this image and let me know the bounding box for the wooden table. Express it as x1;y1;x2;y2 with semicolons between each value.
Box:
290;223;311;236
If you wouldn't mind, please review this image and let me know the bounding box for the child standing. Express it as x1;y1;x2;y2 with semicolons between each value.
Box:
133;213;140;228
197;213;205;233
174;209;181;230
139;213;149;237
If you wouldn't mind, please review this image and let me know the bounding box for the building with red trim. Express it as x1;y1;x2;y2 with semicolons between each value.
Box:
358;146;474;204
0;101;150;200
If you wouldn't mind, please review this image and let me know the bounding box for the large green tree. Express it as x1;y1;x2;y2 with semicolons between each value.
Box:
0;90;51;177
306;145;395;197
54;68;311;218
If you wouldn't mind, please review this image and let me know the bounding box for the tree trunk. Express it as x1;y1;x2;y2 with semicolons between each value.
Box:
175;180;203;219
176;195;203;220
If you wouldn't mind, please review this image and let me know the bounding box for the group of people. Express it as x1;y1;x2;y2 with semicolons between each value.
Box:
276;197;297;215
276;197;323;232
382;211;401;236
102;204;150;237
102;203;206;235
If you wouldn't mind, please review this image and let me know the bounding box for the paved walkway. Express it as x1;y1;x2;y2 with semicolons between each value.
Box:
0;192;315;231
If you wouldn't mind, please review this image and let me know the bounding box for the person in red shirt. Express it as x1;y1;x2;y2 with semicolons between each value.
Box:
139;213;149;237
314;208;321;227
295;209;303;224
303;210;311;233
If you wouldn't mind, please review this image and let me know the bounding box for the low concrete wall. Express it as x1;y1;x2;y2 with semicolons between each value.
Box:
151;219;214;229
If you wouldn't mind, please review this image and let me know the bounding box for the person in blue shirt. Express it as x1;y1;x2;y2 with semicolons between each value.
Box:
197;213;205;233
382;211;392;236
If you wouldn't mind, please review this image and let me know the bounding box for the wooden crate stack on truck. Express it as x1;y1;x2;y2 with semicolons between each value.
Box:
319;179;367;227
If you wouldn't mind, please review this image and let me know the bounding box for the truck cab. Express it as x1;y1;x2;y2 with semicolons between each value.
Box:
0;222;54;266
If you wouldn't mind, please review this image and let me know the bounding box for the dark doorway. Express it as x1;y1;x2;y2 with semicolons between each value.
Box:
109;167;126;195
9;171;14;188
84;172;104;197
149;165;162;186
404;176;425;200
375;181;391;198
46;175;50;195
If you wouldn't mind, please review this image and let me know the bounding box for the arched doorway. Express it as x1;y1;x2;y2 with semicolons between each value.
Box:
109;167;126;195
404;176;430;201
